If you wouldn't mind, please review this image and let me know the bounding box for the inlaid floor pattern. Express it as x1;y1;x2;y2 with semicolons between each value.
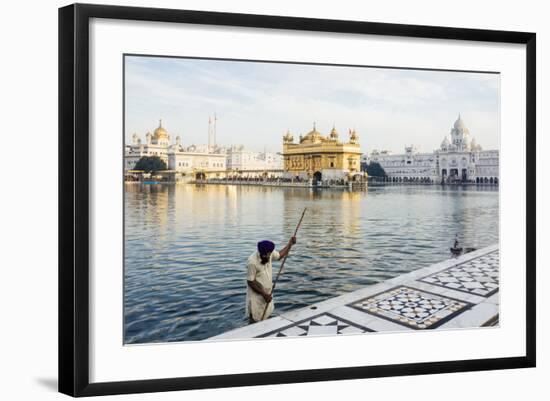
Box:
348;286;472;329
419;251;499;297
257;313;372;338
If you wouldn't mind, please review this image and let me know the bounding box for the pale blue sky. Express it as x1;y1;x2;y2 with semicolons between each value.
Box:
124;55;499;154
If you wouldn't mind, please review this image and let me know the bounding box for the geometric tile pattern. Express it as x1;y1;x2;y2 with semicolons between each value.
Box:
256;313;374;338
348;286;472;330
418;251;499;297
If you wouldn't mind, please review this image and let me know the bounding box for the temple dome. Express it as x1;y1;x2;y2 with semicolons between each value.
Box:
453;114;470;134
470;137;482;151
301;122;325;143
153;119;169;140
454;114;464;128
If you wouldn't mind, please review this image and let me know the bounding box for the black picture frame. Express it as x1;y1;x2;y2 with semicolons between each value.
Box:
58;3;536;397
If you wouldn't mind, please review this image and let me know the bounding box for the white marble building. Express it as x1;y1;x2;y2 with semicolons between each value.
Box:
124;120;172;170
226;145;283;171
369;115;499;184
369;146;438;181
125;120;226;179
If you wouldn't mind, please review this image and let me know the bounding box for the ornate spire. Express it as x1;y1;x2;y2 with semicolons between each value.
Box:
330;124;339;139
349;128;359;144
283;129;294;144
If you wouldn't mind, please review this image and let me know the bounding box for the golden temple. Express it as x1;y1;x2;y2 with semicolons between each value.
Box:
282;123;363;181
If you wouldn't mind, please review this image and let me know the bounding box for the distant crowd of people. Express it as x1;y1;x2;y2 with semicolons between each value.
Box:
198;176;364;187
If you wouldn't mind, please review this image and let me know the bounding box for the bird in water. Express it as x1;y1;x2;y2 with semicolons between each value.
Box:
450;235;477;256
450;235;463;256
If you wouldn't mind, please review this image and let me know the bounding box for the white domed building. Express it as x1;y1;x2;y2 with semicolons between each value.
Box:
125;120;227;180
125;120;173;169
368;114;499;184
436;114;499;183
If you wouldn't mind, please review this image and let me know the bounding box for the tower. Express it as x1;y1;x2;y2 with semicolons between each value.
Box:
207;113;218;153
213;112;217;149
450;113;471;150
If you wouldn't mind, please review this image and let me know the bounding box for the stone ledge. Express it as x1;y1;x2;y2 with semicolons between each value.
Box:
209;244;499;341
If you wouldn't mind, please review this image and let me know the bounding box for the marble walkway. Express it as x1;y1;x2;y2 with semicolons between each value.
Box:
210;244;499;340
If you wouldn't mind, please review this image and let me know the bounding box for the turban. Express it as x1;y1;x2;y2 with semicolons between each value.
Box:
257;240;275;255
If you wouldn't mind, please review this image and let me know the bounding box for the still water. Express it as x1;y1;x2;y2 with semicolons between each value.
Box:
124;183;499;343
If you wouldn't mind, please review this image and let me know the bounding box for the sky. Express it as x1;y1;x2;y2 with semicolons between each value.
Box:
124;55;500;155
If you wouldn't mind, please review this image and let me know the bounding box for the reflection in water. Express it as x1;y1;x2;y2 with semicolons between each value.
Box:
124;183;499;343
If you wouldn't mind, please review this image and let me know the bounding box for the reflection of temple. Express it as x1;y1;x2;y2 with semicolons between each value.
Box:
281;188;363;257
282;123;364;182
124;182;171;241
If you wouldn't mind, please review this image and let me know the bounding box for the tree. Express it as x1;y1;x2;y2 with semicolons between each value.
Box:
366;161;386;177
134;156;167;172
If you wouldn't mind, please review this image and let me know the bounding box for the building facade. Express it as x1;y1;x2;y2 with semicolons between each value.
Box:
125;120;226;180
369;115;499;184
226;145;283;171
125;120;172;170
282;124;364;181
369;146;438;182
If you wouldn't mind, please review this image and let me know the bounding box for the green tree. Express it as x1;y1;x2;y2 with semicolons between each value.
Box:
134;156;167;172
366;161;386;177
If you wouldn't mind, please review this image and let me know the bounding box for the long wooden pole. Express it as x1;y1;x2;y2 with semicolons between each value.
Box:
261;208;307;321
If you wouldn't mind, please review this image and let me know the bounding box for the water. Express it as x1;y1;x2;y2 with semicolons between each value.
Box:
124;183;499;343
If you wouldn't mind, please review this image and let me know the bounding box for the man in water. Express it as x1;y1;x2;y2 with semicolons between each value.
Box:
246;237;297;323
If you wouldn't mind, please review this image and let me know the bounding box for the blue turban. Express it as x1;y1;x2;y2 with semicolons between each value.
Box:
257;240;275;255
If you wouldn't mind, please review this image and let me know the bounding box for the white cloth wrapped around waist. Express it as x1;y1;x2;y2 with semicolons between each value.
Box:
246;283;274;321
245;249;280;321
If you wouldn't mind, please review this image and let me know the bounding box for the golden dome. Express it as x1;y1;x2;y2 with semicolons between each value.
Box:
153;119;169;140
301;122;325;143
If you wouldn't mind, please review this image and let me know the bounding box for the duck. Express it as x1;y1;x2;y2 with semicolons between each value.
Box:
450;236;463;256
